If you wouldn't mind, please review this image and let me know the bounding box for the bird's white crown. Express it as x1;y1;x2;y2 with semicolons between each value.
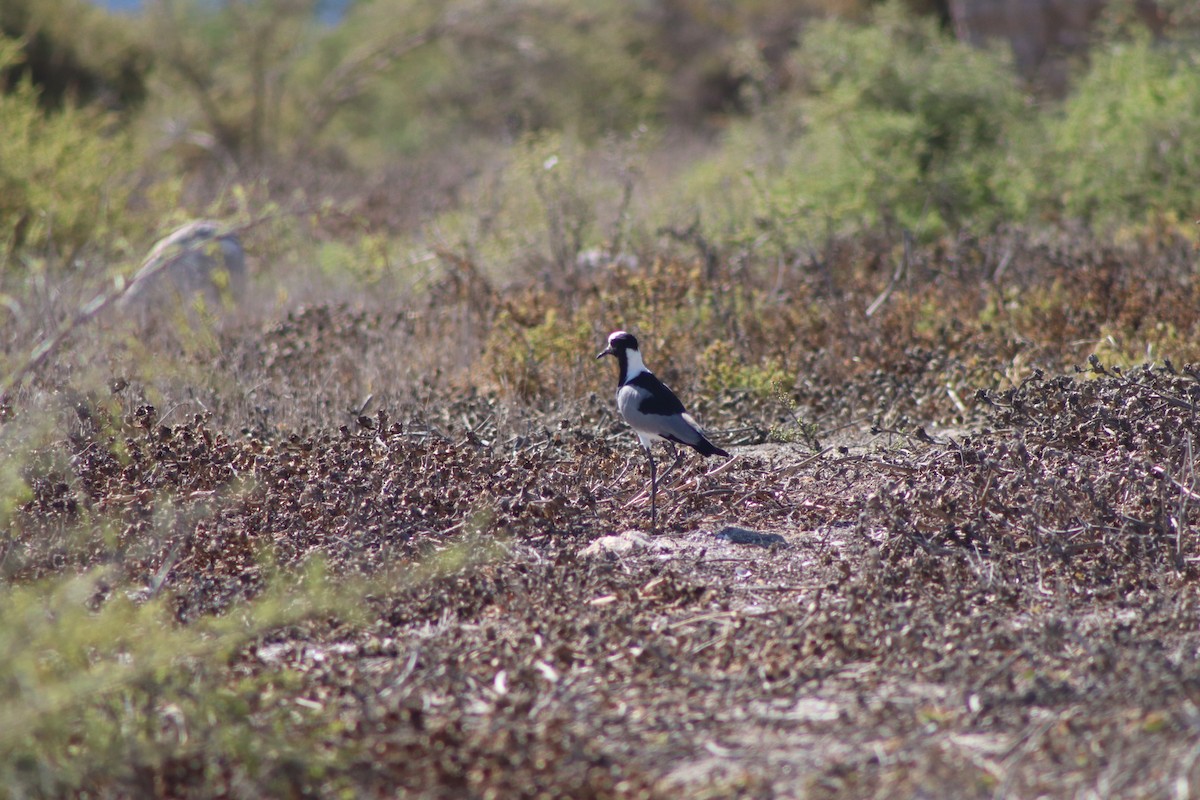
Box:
608;330;639;350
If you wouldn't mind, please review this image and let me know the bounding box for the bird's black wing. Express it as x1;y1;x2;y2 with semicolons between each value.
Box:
628;372;686;416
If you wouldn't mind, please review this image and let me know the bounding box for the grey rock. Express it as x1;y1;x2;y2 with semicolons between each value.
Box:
120;219;246;317
714;526;786;547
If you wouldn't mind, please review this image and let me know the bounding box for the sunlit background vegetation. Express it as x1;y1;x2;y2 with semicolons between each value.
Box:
2;0;1199;291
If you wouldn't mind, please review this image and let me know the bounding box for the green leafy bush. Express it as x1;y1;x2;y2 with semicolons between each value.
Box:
806;2;1038;228
696;338;788;401
679;2;1035;248
1049;34;1200;228
0;36;136;262
0;562;348;797
423;0;662;142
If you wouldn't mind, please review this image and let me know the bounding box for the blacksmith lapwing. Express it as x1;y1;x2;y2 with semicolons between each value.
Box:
597;330;729;530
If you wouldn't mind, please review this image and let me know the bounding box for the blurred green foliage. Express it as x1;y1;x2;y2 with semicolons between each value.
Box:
0;0;149;111
791;3;1034;234
3;0;1199;272
0;563;342;795
0;539;499;797
139;0;330;166
0;36;136;262
1050;33;1200;228
678;1;1036;248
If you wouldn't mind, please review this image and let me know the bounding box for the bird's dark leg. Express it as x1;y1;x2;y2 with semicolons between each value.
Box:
657;441;685;488
645;444;657;531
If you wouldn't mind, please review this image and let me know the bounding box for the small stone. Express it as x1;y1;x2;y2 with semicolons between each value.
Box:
714;526;786;547
581;530;666;558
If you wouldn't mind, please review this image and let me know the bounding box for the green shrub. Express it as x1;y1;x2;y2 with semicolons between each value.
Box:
483;306;596;399
429;0;662;141
1049;35;1200;228
797;2;1036;232
0;539;499;797
0;36;136;262
0;560;376;797
326;0;660;156
678;2;1034;248
142;0;660;174
696;338;787;401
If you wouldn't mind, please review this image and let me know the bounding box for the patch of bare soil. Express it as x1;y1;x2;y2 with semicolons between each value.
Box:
8;259;1200;797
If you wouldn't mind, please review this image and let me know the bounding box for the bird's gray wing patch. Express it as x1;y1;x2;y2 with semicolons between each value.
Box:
618;384;706;447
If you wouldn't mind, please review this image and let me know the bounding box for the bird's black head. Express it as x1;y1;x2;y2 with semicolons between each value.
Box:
596;330;639;360
597;330;644;386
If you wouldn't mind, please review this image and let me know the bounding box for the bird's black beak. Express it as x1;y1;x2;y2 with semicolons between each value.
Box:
597;345;613;360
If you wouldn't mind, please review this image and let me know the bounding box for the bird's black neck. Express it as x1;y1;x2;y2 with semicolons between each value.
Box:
613;350;630;387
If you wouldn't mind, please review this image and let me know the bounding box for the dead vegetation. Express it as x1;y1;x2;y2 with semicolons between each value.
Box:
4;230;1200;798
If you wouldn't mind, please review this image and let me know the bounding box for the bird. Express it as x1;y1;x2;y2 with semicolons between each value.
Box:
597;330;729;530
